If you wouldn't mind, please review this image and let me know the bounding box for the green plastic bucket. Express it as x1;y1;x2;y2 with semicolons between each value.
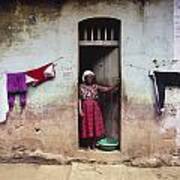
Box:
96;137;119;151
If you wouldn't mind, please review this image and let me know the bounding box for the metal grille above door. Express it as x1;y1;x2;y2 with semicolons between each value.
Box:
79;18;120;47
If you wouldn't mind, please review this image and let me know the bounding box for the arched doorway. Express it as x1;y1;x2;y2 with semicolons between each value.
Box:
78;17;121;150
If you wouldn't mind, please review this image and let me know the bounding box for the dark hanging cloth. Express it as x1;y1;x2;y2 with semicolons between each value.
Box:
7;72;27;111
150;71;180;114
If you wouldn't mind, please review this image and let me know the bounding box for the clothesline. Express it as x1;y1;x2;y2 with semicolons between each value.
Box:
124;63;180;72
124;63;150;71
125;59;180;71
1;58;177;74
0;56;64;75
52;56;64;64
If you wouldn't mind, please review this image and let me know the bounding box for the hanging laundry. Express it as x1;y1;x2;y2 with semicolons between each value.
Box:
149;71;165;114
7;72;27;111
0;62;56;123
26;63;55;86
150;70;180;114
0;74;9;123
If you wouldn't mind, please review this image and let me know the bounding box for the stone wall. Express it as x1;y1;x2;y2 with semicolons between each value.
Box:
0;0;175;162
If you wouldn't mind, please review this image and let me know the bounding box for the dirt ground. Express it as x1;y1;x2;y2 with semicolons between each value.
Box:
0;163;180;180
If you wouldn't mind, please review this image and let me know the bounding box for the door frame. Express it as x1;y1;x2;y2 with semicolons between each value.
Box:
77;17;122;150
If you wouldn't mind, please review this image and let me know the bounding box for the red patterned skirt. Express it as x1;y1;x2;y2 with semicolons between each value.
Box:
80;99;105;139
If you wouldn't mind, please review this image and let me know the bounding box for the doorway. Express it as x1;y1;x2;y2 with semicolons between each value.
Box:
78;18;121;149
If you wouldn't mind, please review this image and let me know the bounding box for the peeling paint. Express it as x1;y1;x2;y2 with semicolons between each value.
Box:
0;0;175;161
159;88;180;148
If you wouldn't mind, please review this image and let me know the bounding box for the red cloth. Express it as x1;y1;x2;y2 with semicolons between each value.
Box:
80;99;105;139
26;63;54;85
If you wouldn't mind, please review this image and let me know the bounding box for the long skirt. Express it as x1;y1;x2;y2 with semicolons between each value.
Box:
80;99;105;139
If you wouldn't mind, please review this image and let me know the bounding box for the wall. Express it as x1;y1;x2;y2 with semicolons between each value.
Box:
122;0;174;156
0;0;175;162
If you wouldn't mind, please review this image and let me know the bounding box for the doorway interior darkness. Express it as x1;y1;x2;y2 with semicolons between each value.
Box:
78;17;121;150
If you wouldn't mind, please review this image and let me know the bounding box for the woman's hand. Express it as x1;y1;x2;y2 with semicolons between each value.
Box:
79;110;85;117
78;100;84;117
113;84;119;92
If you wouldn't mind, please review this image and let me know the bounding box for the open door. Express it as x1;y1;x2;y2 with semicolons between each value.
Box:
78;18;121;149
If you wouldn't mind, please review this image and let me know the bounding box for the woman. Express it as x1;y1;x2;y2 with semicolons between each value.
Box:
79;70;118;149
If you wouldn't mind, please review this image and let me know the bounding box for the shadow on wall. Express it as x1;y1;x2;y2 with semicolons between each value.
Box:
0;0;65;47
0;0;63;8
0;0;154;9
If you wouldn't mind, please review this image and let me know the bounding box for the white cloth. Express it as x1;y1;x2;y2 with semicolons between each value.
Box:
0;74;9;123
44;64;55;78
25;74;38;84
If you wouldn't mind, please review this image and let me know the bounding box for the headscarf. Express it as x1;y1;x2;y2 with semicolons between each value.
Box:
82;70;95;82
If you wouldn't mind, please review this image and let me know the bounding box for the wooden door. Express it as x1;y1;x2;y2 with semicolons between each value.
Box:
93;47;120;139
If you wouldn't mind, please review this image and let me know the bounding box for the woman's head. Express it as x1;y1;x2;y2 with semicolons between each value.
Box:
82;70;95;85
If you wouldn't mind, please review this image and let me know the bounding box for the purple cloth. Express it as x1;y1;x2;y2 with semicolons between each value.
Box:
7;73;27;110
7;73;27;93
8;92;27;110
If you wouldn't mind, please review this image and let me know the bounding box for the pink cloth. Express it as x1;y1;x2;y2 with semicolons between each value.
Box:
80;99;105;139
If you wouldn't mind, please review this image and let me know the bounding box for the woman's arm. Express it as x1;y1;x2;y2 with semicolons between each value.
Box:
78;84;85;117
97;84;118;93
78;100;84;117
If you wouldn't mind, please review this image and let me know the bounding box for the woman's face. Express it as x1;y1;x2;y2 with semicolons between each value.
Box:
85;75;94;85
